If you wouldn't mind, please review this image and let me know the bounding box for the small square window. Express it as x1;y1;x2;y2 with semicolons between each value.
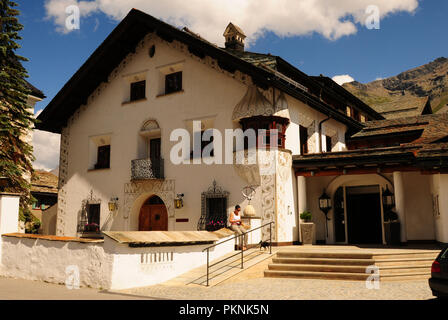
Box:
130;80;146;101
95;145;110;169
165;72;182;94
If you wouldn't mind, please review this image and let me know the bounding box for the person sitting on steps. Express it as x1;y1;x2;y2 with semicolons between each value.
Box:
229;205;248;251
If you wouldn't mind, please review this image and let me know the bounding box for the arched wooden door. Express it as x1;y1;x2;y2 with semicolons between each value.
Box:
139;196;168;231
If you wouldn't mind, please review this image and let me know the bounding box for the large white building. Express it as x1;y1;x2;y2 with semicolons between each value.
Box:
37;9;448;246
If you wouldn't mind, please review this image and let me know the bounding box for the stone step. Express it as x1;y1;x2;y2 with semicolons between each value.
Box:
269;263;431;274
264;270;369;281
264;269;432;281
379;273;431;282
372;252;438;260
276;251;373;259
379;265;431;275
269;263;370;273
272;257;375;266
375;258;435;267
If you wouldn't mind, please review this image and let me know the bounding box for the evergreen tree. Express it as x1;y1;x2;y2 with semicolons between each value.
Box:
0;0;35;211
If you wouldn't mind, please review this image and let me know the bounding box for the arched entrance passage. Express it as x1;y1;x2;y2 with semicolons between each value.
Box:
326;174;393;245
139;195;168;231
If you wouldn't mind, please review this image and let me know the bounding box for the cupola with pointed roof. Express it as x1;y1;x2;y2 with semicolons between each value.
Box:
224;22;246;51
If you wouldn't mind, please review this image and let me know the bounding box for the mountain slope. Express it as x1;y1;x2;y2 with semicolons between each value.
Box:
343;57;448;116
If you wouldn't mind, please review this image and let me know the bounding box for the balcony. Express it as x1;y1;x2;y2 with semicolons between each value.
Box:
131;158;164;180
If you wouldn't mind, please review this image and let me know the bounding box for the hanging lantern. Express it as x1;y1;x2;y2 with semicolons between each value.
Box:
382;186;395;209
318;190;332;240
318;190;332;214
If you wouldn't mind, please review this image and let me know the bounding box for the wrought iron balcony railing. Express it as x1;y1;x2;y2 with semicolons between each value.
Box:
131;158;164;180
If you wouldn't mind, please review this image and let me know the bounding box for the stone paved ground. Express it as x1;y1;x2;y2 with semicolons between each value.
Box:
120;278;435;300
117;252;437;300
0;276;150;300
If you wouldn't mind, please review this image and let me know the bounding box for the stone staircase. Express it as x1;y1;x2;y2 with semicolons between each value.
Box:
264;249;439;281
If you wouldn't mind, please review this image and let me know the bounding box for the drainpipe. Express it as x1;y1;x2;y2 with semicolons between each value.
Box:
318;116;331;153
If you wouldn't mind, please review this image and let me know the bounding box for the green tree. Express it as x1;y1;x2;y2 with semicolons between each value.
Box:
0;0;35;213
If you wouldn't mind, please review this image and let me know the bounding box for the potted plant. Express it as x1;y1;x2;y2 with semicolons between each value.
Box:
384;210;401;245
300;211;312;222
299;211;315;245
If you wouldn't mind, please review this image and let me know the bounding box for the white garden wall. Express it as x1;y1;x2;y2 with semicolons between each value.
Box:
0;233;235;290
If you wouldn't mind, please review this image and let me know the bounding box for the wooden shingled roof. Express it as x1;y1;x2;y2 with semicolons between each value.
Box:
370;96;431;119
31;170;58;194
293;113;448;173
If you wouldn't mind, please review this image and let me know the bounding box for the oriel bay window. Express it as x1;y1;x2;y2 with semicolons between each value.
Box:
240;116;288;149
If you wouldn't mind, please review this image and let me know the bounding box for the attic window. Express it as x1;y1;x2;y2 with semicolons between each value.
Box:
165;72;182;94
130;80;146;101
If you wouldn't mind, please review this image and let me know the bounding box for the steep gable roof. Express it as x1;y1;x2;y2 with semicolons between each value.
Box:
25;81;45;99
36;9;368;134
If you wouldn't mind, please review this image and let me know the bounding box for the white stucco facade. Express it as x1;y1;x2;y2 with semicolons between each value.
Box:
54;32;347;244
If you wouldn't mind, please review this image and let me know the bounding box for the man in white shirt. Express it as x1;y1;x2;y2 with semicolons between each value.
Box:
229;205;248;250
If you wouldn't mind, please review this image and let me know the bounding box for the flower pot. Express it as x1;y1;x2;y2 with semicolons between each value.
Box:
300;222;316;245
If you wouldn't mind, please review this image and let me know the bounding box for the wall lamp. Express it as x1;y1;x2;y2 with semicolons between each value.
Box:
175;193;185;209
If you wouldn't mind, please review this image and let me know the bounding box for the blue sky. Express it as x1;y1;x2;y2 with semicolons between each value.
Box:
18;0;448;113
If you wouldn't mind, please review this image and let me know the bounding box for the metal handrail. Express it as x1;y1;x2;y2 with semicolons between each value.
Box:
202;221;274;286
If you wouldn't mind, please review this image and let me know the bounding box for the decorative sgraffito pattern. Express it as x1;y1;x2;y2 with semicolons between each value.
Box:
233;149;261;187
232;86;291;121
276;150;292;242
259;149;277;242
166;38;253;87
261;173;276;242
123;180;176;228
56;126;70;236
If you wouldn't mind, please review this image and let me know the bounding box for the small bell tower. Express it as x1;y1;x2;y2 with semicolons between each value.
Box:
224;22;246;51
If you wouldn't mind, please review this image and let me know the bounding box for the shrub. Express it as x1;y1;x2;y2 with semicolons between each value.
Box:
300;211;312;222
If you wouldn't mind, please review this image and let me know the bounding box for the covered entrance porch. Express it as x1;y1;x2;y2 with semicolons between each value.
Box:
293;147;444;245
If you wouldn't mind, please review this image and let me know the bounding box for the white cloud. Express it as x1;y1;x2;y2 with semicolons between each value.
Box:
33;110;60;171
44;0;419;43
332;74;355;85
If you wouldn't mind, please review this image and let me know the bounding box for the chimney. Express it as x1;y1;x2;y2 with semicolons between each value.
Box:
223;22;246;51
